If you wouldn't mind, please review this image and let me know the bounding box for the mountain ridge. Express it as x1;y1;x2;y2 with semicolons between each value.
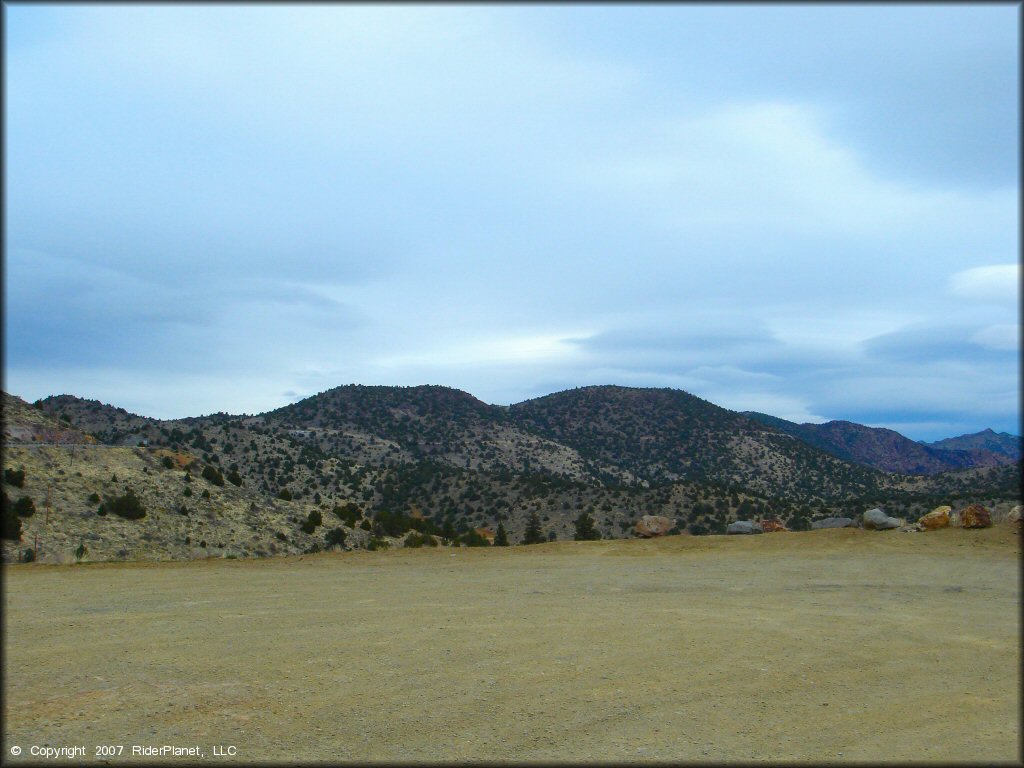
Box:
4;384;1019;564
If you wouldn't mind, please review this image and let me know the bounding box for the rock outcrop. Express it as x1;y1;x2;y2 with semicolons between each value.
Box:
760;518;787;532
959;504;992;529
634;515;673;538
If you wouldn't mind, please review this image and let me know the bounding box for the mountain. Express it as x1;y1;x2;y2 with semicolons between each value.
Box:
922;429;1022;461
742;412;1014;475
5;386;1020;564
255;384;614;483
509;386;887;500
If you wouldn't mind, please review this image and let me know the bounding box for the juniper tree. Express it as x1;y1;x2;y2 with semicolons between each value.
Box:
493;521;509;546
522;510;544;545
573;511;600;541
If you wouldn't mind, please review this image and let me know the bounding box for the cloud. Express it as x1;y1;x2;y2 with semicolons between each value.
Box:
970;324;1019;352
4;6;1018;441
860;323;1017;365
949;264;1019;304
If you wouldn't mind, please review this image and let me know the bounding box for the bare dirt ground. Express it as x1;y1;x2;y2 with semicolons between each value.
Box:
3;526;1020;764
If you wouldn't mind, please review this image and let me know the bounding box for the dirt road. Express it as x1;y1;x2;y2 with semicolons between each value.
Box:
3;526;1020;763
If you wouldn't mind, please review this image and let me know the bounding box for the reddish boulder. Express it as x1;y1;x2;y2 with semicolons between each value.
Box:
918;506;951;530
635;515;673;538
959;504;992;529
760;518;788;533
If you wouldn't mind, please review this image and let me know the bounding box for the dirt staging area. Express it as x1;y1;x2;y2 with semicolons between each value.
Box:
3;526;1020;763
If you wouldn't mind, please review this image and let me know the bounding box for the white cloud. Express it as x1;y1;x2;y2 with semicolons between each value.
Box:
949;264;1019;304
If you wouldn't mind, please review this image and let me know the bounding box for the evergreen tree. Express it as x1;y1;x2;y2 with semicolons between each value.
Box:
522;510;544;545
440;517;456;544
493;521;509;546
573;511;600;541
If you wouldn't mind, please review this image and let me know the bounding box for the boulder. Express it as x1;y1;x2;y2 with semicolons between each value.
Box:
959;504;992;529
726;520;762;535
760;518;788;533
863;508;900;530
1007;505;1021;524
918;506;951;531
810;517;854;530
635;515;673;538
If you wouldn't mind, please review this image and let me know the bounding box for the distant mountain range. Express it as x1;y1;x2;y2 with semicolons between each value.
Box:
920;429;1021;461
3;385;1020;563
742;413;1020;475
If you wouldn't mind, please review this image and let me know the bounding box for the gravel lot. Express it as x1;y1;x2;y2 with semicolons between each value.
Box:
3;526;1020;763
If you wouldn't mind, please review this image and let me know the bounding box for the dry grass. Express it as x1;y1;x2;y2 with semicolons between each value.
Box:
3;526;1020;763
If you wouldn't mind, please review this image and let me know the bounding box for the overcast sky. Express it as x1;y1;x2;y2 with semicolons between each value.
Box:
4;4;1019;440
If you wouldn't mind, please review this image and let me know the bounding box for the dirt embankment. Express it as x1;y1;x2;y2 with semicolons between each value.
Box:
3;525;1020;763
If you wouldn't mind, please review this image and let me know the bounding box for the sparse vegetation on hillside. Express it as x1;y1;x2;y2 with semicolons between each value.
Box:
4;386;1019;563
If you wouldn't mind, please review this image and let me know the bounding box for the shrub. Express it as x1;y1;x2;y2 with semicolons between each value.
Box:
74;543;87;562
404;531;437;548
178;505;190;516
367;537;390;551
226;469;243;487
87;492;101;504
299;510;322;535
325;527;347;549
332;502;361;527
787;515;812;532
359;518;372;531
201;465;225;486
2;493;22;540
4;468;25;488
277;488;293;501
275;531;288;542
460;529;490;547
105;490;146;520
14;496;36;518
21;548;35;563
183;486;193;497
161;456;174;469
201;489;211;499
96;505;107;516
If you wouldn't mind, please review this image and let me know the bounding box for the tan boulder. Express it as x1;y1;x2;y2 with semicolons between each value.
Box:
1008;506;1021;524
635;515;673;538
760;518;788;533
918;506;951;530
959;504;992;529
